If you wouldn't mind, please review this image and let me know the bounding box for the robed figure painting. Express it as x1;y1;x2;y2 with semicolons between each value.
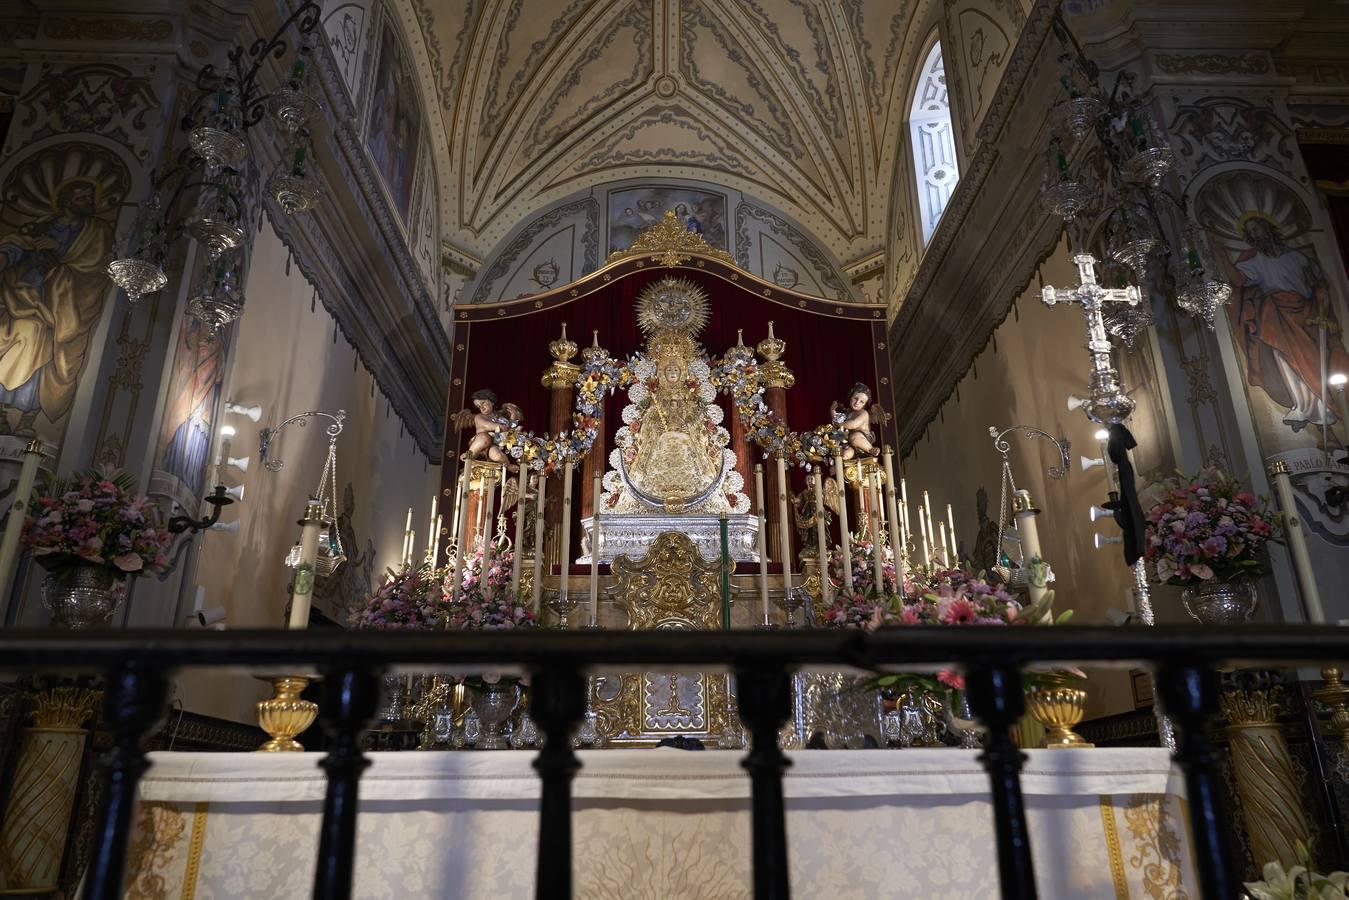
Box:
0;143;127;439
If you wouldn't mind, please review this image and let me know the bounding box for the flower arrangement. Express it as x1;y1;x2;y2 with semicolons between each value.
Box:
1144;467;1278;585
349;563;444;630
443;540;536;630
826;535;898;599
1245;845;1348;899
23;468;172;579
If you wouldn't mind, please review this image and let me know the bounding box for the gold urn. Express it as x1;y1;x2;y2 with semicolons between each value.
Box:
256;676;318;752
1025;674;1093;749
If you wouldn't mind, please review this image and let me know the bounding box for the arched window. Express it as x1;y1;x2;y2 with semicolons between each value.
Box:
909;41;959;245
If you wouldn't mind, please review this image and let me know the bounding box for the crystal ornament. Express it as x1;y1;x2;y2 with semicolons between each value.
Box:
187;217;246;260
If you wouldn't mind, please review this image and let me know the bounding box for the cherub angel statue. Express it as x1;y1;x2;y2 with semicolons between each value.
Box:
830;383;889;459
450;388;523;469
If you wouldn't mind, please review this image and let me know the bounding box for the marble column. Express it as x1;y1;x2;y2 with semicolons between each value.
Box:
756;323;794;563
541;325;580;573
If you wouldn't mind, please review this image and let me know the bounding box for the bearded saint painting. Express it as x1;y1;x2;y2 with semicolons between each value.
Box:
0;144;127;438
1198;170;1349;441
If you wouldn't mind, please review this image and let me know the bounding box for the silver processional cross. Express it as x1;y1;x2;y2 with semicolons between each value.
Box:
1041;253;1141;425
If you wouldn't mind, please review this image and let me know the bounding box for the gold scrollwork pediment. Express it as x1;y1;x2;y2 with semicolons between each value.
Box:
605;210;737;268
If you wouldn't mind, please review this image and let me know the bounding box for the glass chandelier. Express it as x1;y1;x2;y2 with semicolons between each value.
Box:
107;3;323;331
1041;7;1231;335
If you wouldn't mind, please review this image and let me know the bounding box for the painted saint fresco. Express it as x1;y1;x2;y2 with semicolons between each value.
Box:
366;21;420;221
1197;171;1349;441
608;187;727;254
155;314;228;502
0;143;127;441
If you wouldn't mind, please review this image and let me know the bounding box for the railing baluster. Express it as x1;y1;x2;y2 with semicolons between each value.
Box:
1156;664;1236;900
83;660;169;900
966;663;1036;900
735;665;793;900
313;667;379;900
530;665;586;900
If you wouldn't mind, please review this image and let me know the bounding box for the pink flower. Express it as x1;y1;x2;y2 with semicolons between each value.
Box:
939;596;977;625
1190;563;1214;581
937;669;965;690
112;552;144;573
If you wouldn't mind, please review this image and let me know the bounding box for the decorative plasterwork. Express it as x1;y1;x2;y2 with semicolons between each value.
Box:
395;0;937;266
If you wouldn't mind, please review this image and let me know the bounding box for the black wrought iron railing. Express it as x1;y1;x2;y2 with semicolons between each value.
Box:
4;624;1346;900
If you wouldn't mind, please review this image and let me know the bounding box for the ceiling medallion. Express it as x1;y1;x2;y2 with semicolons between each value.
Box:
606;209;737;268
634;276;710;337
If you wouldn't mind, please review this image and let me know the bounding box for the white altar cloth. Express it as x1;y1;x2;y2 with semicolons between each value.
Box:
125;748;1196;899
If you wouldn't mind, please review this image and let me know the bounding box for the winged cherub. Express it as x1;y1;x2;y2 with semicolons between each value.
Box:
450;388;522;469
830;383;889;459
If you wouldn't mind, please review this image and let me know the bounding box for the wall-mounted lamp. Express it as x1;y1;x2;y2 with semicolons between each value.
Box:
226;455;250;473
1088;505;1113;522
1081;455;1105;471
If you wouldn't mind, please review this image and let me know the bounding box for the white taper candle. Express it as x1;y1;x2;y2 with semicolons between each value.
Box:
532;470;547;613
287;498;325;629
811;467;831;608
0;440;44;597
833;453;854;594
754;464;770;624
589;470;601;626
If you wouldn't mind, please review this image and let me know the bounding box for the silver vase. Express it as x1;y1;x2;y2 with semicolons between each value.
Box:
379;673;410;723
470;681;518;750
944;689;985;749
1182;579;1258;624
43;566;126;629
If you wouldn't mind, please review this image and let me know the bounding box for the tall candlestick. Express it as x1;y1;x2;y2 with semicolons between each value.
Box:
558;461;574;615
833;454;854;594
1012;489;1049;610
882;450;905;591
1268;461;1325;623
425;496;439;563
938;521;949;567
775;455;794;604
754;464;770;624
900;478;909;520
450;471;465;543
401;506;413;565
287;498;325;629
923;490;933;543
479;467;498;567
868;471;885;593
0;440;43;597
531;470;547;613
919;509;931;567
811;467;831;609
430;515;442;564
450;463;474;606
511;472;527;595
946;503;957;564
589;470;601;626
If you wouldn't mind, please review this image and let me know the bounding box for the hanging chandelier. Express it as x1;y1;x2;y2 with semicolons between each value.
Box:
107;3;324;332
1040;7;1231;334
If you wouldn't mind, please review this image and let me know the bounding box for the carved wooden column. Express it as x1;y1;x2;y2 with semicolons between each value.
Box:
756;323;793;563
580;331;607;521
541;325;579;572
1220;682;1312;870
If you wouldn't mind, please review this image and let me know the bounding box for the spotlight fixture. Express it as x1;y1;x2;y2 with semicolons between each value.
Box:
226;455;250;473
1088;505;1112;522
1081;455;1105;471
1331;373;1347;387
223;484;245;502
1093;428;1110;441
219;424;237;438
209;519;241;534
1066;395;1087;413
225;401;263;422
1093;533;1123;549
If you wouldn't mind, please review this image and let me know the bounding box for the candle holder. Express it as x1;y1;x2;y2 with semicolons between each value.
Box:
775;586;810;628
255;675;317;752
1311;667;1349;754
544;589;582;629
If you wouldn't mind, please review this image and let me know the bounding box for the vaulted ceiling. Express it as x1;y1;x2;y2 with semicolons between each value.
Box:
396;0;937;269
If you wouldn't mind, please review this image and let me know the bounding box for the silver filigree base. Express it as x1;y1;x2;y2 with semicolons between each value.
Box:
43;566;126;629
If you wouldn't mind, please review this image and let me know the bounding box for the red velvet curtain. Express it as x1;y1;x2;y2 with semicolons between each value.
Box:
447;269;888;566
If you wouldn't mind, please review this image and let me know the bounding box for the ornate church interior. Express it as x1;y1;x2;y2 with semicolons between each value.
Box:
1;0;1348;897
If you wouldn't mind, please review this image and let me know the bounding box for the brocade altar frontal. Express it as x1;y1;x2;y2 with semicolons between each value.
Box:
128;749;1195;899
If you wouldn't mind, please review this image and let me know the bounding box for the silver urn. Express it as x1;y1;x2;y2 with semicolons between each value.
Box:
1182;579;1258;625
470;681;518;750
43;565;126;629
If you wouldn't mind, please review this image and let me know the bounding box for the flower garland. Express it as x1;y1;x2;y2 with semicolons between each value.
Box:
709;352;850;466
